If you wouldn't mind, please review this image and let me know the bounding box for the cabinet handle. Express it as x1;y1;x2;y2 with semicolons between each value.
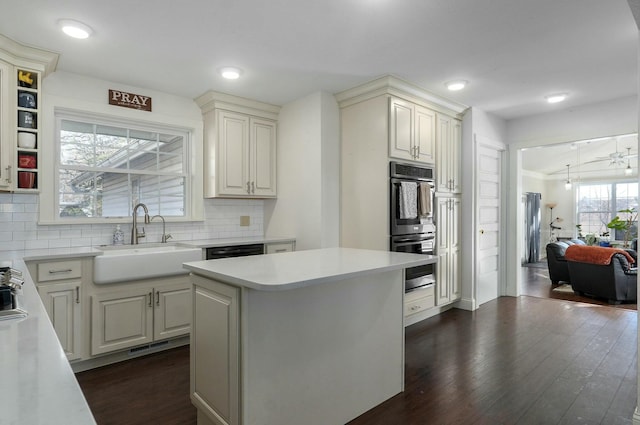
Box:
148;292;153;307
275;249;287;253
251;182;255;194
49;269;73;274
410;305;420;311
155;290;160;306
416;145;420;158
75;286;80;304
246;182;251;194
4;165;11;184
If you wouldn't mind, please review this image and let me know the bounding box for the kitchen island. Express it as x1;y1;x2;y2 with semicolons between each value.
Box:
183;247;435;425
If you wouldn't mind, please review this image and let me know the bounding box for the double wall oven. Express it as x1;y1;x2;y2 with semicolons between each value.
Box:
390;161;436;292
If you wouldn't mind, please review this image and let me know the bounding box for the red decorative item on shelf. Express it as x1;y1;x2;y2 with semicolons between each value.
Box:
18;172;35;189
18;155;36;169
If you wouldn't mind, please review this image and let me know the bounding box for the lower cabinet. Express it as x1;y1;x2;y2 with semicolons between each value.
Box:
91;280;191;356
404;285;435;317
264;240;295;254
38;281;82;361
436;196;461;305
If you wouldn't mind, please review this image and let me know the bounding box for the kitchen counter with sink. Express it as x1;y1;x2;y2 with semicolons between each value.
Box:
0;259;96;425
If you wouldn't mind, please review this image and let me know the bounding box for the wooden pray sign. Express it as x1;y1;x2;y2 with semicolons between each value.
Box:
108;89;152;112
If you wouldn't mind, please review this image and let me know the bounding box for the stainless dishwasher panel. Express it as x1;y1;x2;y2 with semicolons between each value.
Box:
206;243;265;260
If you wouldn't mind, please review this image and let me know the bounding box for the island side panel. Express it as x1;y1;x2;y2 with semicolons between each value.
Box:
242;269;404;425
191;276;241;425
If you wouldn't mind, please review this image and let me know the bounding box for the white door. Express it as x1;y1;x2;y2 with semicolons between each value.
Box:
475;136;505;306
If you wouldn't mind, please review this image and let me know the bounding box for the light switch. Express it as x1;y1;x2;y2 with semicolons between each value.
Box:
240;216;250;226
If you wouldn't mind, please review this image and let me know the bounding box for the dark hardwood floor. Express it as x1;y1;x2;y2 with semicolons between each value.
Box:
77;268;638;425
76;345;196;425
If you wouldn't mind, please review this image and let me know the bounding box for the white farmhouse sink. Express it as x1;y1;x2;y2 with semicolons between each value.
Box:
93;243;203;284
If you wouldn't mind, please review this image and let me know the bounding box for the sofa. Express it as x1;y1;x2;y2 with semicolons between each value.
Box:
565;245;637;303
545;239;586;284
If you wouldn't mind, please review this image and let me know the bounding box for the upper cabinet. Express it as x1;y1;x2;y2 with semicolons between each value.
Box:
196;91;279;198
436;113;462;194
389;97;435;164
0;35;58;193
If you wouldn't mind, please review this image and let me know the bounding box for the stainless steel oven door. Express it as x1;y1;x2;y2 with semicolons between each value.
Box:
390;178;435;236
391;234;436;292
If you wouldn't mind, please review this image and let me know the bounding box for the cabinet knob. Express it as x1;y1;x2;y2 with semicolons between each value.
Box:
480;229;485;235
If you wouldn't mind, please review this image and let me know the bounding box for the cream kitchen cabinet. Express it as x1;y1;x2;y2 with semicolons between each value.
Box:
264;240;296;254
389;97;436;164
0;35;57;192
91;279;191;356
436;114;462;193
38;281;82;361
436;196;461;305
32;259;84;361
197;91;280;199
217;110;277;197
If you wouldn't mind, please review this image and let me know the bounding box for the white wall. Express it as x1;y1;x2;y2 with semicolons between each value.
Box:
460;107;507;309
0;71;267;259
264;91;340;250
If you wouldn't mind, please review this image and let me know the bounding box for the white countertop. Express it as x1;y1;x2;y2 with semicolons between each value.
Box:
0;260;96;425
20;236;296;261
184;247;436;291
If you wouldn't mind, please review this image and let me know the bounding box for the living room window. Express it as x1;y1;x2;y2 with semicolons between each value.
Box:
577;182;638;239
54;111;191;220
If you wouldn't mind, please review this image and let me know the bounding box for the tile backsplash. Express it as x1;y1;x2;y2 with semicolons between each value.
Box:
0;194;264;253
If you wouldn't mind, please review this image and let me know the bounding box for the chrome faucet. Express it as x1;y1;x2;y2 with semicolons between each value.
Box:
151;214;172;243
131;203;150;244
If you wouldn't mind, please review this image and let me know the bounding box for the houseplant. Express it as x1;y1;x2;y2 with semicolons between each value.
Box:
606;208;638;248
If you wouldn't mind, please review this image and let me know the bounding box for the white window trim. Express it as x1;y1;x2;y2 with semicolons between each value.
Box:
39;107;203;224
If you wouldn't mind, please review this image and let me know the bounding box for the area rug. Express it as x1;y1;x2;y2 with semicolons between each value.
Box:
552;283;575;293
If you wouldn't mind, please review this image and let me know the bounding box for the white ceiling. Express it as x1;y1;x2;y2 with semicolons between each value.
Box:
0;0;637;120
522;133;639;180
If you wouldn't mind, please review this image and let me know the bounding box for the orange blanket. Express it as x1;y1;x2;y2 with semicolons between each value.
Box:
564;245;635;265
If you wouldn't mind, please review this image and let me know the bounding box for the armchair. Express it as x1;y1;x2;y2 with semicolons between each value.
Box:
565;245;637;303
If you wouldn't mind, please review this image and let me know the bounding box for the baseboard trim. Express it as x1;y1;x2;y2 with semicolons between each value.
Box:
71;336;189;373
457;297;476;311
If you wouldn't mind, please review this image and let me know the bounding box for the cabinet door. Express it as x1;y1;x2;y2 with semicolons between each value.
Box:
265;241;295;254
450;119;462;193
0;60;12;190
436;197;451;305
154;282;192;341
218;110;250;196
250;117;277;197
389;97;414;161
414;105;436;164
436;114;452;192
91;288;153;355
191;275;240;425
450;197;461;300
38;281;82;360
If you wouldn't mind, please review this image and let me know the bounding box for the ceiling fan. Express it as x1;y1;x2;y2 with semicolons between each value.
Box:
584;139;637;166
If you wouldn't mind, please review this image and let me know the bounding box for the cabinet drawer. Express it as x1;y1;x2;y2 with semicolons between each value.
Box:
265;242;294;254
404;286;435;316
37;260;82;282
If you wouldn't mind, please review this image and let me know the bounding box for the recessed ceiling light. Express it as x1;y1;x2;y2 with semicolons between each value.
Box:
445;80;467;91
58;19;93;39
219;67;243;80
545;93;567;104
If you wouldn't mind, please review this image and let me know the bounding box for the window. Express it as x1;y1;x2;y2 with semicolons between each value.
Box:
56;112;190;220
577;182;638;239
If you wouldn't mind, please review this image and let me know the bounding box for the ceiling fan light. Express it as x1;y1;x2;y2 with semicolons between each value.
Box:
546;93;567;104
